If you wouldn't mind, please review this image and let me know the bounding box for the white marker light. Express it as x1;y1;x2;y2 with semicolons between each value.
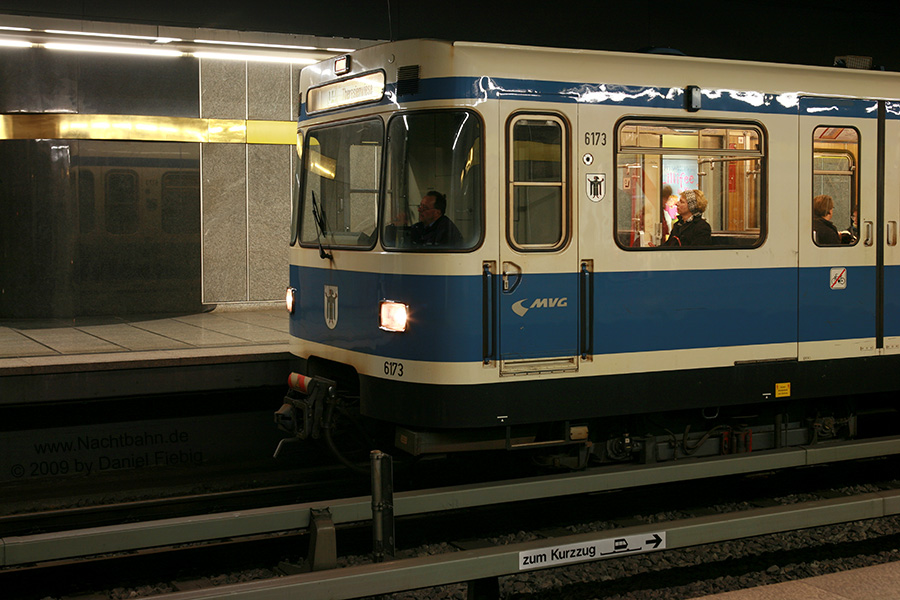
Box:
380;300;409;332
286;286;296;314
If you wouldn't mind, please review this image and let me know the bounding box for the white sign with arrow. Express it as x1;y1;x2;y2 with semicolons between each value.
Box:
518;531;666;570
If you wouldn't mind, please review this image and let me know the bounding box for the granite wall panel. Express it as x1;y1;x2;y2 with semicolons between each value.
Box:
292;64;303;122
200;59;246;119
202;143;247;303
248;145;291;300
248;62;291;121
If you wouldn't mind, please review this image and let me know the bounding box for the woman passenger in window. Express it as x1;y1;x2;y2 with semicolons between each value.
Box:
664;189;711;246
813;194;841;245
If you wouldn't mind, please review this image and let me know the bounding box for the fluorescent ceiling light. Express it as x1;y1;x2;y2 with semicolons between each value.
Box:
44;42;184;57
0;39;31;47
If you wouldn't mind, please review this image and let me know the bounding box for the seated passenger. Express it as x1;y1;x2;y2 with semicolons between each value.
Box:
813;194;841;245
410;190;463;247
664;189;711;246
849;209;859;241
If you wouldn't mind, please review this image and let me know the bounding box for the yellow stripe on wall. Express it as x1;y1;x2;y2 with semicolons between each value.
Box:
247;120;297;145
0;114;297;144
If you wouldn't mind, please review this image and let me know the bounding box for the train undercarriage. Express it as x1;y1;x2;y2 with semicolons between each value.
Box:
274;371;899;472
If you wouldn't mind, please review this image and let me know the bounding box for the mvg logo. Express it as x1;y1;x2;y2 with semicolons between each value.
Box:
512;297;568;317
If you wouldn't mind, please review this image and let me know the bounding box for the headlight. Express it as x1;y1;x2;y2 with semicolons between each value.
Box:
379;300;409;332
286;286;296;314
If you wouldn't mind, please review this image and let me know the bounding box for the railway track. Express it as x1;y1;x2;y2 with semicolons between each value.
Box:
2;436;900;599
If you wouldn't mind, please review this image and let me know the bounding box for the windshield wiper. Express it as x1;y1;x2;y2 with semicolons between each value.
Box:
311;190;333;260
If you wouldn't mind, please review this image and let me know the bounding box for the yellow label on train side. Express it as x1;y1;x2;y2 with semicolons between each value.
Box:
775;382;791;398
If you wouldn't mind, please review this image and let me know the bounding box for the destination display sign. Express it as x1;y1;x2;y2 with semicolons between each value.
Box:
307;72;385;113
518;531;666;570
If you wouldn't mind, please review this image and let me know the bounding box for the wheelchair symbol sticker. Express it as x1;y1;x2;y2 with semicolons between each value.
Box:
830;267;847;290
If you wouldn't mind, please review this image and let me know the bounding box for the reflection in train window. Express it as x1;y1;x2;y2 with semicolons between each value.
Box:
105;170;139;234
78;170;95;234
615;121;765;249
813;126;859;246
300;118;382;248
162;171;200;234
508;114;567;250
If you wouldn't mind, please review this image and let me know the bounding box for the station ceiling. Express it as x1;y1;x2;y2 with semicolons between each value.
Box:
0;1;897;71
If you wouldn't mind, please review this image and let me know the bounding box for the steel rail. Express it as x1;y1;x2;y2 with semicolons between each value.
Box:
140;488;900;600
2;436;899;567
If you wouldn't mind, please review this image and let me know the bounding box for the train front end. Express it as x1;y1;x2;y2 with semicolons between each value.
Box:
275;41;493;462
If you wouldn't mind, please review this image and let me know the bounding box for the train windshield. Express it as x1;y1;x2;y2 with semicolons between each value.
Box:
299;118;383;248
381;110;483;251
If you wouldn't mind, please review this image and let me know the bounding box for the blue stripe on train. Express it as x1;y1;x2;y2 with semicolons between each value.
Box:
290;265;880;362
301;77;887;121
594;267;796;354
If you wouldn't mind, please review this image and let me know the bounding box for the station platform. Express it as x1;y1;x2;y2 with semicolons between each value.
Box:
0;305;294;403
690;560;900;600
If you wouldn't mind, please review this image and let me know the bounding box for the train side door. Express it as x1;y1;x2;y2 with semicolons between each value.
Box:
881;104;900;352
497;112;580;373
798;97;879;361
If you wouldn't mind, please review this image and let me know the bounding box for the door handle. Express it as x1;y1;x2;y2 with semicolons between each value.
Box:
888;221;898;246
482;262;496;364
865;221;874;247
501;261;522;293
580;261;593;358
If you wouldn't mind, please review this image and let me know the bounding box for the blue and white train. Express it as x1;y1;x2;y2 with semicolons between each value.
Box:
277;39;900;465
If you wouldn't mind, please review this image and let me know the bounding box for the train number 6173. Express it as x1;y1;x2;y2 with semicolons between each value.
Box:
384;361;404;377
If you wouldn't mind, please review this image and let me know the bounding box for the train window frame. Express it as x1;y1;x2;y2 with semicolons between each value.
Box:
505;112;570;252
104;169;140;235
614;118;767;251
812;126;859;247
290;130;302;246
298;116;384;251
380;109;485;253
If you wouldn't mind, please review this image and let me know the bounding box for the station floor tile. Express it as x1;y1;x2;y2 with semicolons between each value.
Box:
0;306;289;361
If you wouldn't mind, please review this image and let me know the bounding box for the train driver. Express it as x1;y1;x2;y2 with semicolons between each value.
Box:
663;189;711;246
812;194;841;245
410;190;463;247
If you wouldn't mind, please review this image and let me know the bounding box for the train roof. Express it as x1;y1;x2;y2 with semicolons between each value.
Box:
300;39;900;108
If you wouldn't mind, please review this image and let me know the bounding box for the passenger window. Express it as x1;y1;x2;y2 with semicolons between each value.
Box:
615;121;764;249
105;170;139;235
508;114;567;250
813;127;859;246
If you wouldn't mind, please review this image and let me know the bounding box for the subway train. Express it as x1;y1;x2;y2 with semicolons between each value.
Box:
275;39;900;467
